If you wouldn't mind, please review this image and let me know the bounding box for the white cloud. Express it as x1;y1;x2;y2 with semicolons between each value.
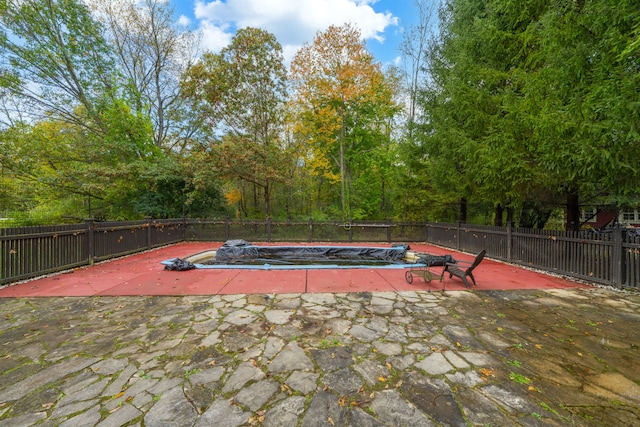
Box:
198;19;234;53
177;15;192;27
193;0;397;62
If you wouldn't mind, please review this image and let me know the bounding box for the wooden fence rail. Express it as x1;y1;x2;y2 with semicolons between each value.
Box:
1;219;638;289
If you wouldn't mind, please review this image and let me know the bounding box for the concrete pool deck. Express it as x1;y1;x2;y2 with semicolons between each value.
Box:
0;242;585;297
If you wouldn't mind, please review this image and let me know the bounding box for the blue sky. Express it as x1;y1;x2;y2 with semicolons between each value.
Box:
169;0;433;67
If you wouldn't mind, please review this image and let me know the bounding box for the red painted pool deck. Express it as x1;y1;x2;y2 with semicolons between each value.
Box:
0;242;586;298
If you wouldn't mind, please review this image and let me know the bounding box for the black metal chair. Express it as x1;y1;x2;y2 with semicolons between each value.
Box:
442;250;486;289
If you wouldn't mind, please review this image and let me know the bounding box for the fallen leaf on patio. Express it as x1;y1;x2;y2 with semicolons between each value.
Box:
328;416;335;426
479;368;495;377
338;396;347;407
534;344;543;349
378;376;387;382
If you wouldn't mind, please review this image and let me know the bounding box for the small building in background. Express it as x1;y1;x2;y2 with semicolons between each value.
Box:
581;206;640;229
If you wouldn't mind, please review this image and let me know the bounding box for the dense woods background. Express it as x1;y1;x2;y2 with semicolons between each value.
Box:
1;0;638;230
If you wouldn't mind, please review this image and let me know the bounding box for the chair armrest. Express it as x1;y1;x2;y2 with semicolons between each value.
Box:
447;260;471;266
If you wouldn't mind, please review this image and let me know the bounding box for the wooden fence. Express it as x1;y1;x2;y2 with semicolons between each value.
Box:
1;219;638;289
1;219;184;285
425;222;639;289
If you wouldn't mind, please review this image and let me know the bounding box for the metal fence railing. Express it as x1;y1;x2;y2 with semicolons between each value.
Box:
1;219;184;285
1;219;638;289
426;222;639;289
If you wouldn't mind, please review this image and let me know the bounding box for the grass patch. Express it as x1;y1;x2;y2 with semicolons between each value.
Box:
509;372;531;385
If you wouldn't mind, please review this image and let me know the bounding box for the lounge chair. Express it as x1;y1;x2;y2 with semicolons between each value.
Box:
442;250;486;289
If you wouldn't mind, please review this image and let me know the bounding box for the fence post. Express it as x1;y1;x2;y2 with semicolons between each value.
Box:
611;229;626;288
225;217;230;241
425;222;430;243
308;218;313;243
506;221;513;262
456;221;461;251
145;217;152;249
386;218;392;242
85;219;94;265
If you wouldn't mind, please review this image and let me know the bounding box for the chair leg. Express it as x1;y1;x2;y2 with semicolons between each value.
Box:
468;272;477;287
461;275;471;289
442;270;446;292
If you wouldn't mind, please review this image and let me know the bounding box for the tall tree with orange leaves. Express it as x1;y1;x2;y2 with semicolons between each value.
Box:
290;23;399;219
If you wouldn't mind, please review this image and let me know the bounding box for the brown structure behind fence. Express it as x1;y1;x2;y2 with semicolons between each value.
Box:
1;219;638;289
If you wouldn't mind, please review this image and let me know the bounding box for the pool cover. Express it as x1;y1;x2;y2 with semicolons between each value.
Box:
213;240;410;264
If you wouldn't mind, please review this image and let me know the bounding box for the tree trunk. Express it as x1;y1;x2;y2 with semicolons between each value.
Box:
380;177;386;213
264;181;271;218
566;189;580;231
240;187;248;218
339;104;347;219
494;204;504;226
506;207;515;224
253;183;258;216
459;198;467;223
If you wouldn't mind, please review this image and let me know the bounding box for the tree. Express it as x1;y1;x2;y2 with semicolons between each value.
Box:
399;0;440;141
0;109;144;220
0;0;225;223
0;0;119;132
290;23;399;219
418;0;639;230
90;0;202;149
182;27;290;217
528;0;640;229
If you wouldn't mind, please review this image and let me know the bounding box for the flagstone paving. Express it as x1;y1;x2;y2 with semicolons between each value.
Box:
0;287;638;426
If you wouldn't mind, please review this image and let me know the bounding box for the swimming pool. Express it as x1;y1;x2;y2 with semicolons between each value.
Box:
161;240;432;270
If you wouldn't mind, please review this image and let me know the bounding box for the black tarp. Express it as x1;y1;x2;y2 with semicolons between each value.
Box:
213;240;410;264
415;254;455;266
163;258;196;271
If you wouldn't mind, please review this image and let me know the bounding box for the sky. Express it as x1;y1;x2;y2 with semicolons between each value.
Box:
170;0;430;67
